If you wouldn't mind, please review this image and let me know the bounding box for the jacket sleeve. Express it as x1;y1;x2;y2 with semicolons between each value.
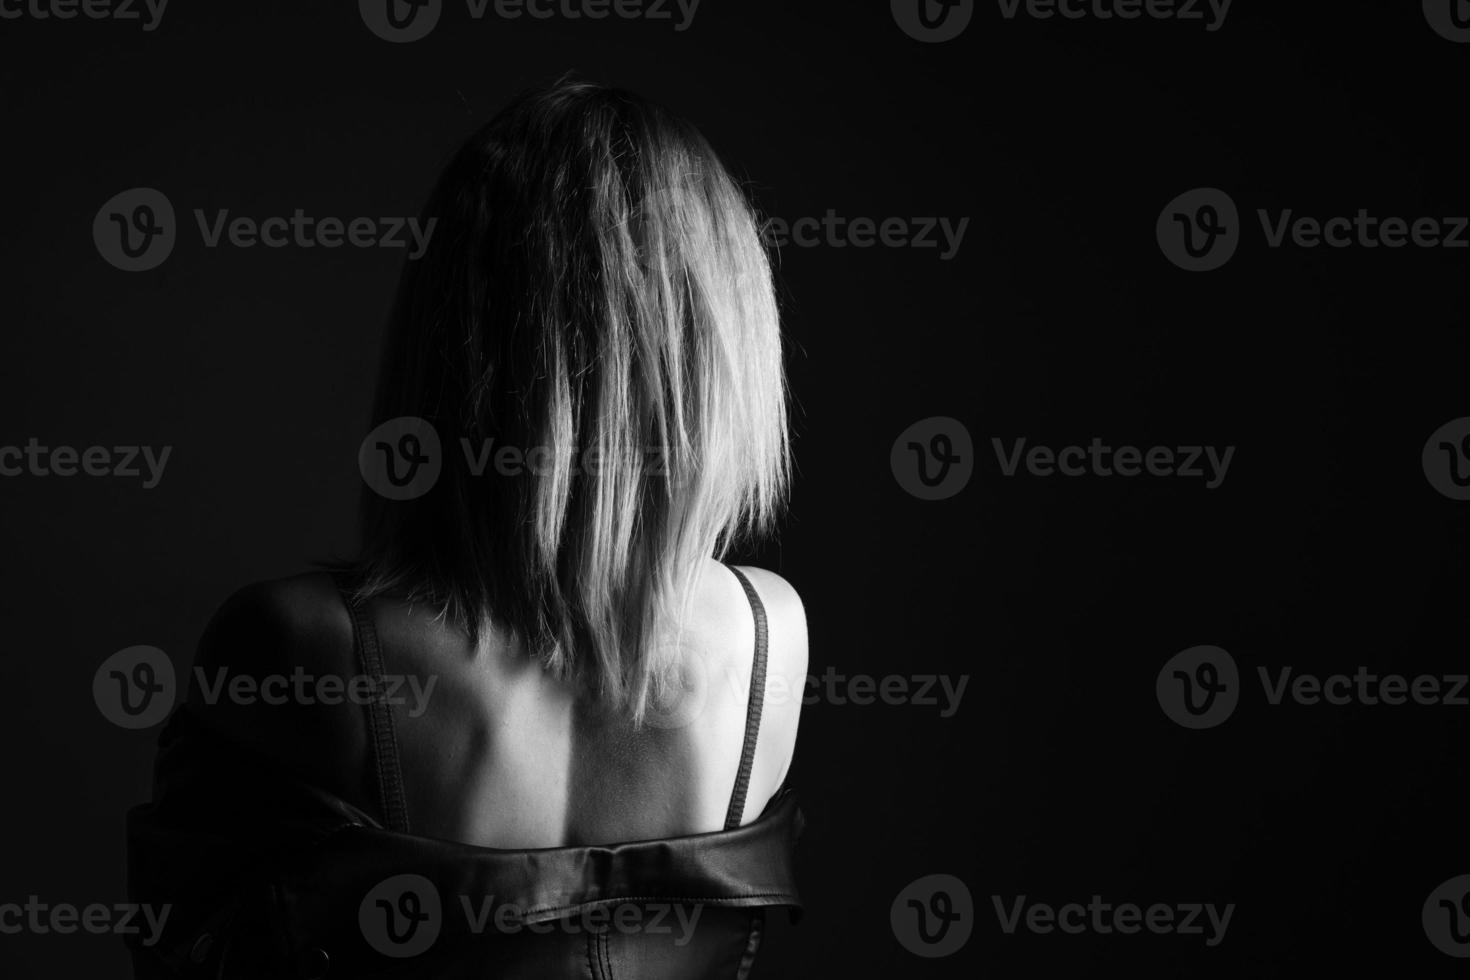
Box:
125;706;378;978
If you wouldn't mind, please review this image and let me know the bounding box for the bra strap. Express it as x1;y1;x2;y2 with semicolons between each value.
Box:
333;572;411;834
724;565;769;830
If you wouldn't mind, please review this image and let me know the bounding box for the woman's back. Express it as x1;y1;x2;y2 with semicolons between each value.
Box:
187;558;806;848
128;560;806;978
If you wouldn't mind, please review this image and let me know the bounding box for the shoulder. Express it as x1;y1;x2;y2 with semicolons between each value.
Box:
693;561;807;680
726;564;808;668
195;571;352;667
187;571;369;798
723;562;808;794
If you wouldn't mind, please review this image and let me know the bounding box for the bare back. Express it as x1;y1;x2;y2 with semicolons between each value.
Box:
188;558;807;848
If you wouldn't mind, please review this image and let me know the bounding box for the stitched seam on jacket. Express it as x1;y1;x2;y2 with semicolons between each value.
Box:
583;929;598;980
600;928;615;980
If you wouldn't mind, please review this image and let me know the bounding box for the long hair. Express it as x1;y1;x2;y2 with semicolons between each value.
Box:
356;79;790;722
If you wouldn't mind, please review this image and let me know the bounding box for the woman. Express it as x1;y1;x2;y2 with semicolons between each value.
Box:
127;78;807;979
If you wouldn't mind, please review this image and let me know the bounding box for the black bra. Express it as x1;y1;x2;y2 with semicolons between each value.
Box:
126;564;802;980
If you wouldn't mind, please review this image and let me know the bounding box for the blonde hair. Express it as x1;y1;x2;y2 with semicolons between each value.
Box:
357;79;790;722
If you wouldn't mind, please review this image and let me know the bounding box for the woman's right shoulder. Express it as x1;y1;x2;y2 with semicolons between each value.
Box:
194;570;355;677
187;571;370;798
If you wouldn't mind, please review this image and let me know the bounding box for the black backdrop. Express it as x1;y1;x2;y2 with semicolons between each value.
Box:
2;0;1469;975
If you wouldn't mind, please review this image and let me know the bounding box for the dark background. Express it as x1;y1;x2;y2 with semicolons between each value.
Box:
2;0;1468;975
